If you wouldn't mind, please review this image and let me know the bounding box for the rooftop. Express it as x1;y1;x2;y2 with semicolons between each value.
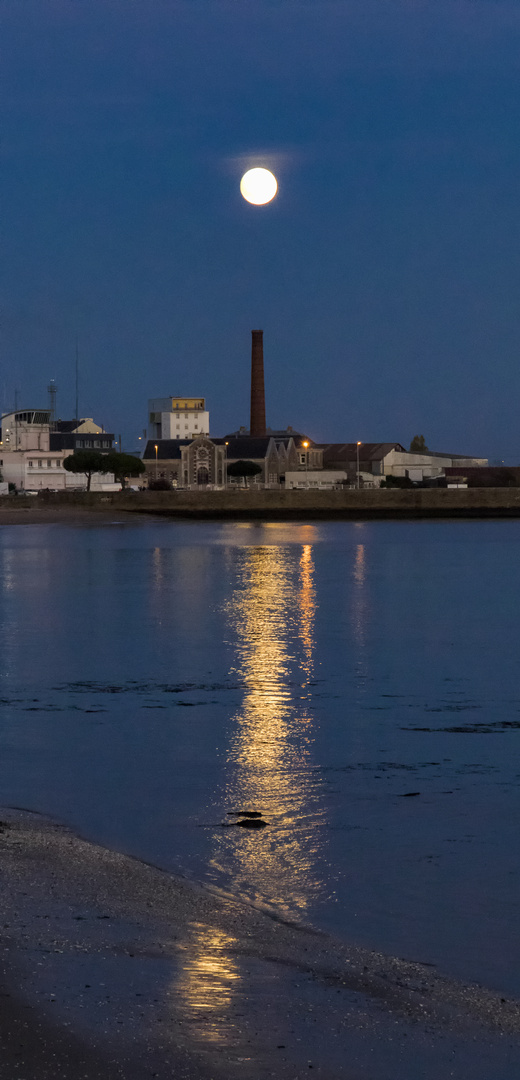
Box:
317;442;406;462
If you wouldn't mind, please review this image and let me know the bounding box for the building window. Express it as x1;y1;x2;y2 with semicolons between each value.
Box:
47;459;52;467
28;461;33;467
55;460;61;467
94;440;100;447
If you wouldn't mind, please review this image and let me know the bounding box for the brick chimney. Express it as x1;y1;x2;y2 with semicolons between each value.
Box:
250;329;266;436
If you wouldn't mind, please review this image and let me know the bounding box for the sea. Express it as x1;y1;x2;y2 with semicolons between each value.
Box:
1;517;519;997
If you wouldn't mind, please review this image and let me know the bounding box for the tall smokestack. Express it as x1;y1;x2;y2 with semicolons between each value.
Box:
250;329;266;436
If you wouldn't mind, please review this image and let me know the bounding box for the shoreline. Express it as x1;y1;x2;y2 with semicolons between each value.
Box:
1;808;519;1079
4;486;520;524
0;506;149;527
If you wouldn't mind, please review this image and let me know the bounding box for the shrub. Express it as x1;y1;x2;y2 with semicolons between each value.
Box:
148;478;172;491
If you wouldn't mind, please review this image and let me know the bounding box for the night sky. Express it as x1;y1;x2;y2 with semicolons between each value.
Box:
2;1;520;460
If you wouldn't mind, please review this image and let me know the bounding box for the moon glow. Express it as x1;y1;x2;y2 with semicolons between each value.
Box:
240;168;278;205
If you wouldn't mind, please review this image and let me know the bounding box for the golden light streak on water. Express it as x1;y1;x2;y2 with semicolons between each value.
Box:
299;543;316;682
213;543;324;917
176;923;241;1043
174;541;326;1048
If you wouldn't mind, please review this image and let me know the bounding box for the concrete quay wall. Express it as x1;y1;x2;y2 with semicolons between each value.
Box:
6;486;520;519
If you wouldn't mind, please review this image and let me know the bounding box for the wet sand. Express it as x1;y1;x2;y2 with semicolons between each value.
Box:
0;809;519;1080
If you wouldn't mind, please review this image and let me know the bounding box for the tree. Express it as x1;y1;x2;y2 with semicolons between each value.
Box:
62;450;110;492
104;452;145;489
148;477;172;491
227;460;263;486
380;474;414;488
410;435;428;453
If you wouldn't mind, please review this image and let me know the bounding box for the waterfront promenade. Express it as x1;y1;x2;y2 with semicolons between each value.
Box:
3;485;520;523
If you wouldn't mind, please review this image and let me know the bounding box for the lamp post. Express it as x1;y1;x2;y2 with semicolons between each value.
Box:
356;441;362;489
154;444;158;481
302;441;309;488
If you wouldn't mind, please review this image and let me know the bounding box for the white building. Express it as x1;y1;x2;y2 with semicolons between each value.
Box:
1;409;52;453
147;397;209;442
0;410;116;492
285;470;348;489
317;443;488;485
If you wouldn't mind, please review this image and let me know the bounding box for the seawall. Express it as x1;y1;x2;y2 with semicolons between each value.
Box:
4;487;520;519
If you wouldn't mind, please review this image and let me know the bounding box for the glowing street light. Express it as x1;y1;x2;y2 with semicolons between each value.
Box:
302;441;309;488
356;442;362;489
154;443;158;480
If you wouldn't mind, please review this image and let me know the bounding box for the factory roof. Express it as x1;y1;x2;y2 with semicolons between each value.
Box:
316;442;406;463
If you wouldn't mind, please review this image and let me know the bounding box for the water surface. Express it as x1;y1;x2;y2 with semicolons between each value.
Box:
1;519;519;995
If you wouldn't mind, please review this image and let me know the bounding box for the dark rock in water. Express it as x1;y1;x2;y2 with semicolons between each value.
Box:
235;818;267;829
399;792;421;797
223;809;267;827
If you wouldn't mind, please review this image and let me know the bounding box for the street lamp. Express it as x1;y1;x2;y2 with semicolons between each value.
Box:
154;444;158;480
356;441;362;489
302;441;309;488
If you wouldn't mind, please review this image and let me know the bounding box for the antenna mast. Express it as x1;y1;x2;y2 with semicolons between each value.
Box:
47;380;57;426
75;338;79;421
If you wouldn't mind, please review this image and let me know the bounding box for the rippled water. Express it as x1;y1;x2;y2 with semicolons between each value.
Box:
1;518;519;995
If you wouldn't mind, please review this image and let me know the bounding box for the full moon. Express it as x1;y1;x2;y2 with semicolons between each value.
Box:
240;168;278;205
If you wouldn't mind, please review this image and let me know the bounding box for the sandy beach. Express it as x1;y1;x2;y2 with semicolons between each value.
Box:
0;808;519;1080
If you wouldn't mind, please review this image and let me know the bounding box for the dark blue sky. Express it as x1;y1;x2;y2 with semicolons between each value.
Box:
2;0;520;459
